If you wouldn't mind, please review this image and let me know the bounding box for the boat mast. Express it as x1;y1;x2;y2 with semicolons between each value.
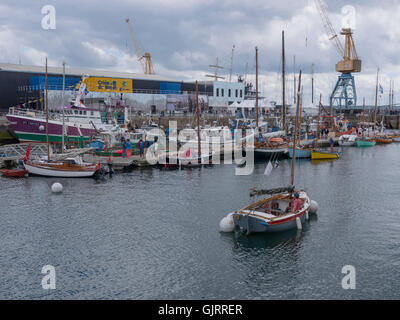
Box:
373;68;379;134
282;31;286;133
196;80;201;163
298;92;302;145
255;46;259;128
318;94;322;150
62;61;66;152
290;70;302;186
45;58;50;161
362;97;365;140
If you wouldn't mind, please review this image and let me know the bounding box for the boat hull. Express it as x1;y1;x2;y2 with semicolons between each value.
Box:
0;169;28;177
6;114;96;144
288;148;311;159
24;162;96;177
311;151;340;159
254;148;288;160
357;140;376;147
234;211;307;233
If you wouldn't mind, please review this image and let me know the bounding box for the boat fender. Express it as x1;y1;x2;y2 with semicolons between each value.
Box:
51;182;63;193
305;211;309;220
219;214;235;233
309;200;319;214
296;217;302;230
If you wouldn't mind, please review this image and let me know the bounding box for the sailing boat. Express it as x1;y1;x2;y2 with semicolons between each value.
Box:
357;98;376;147
311;96;341;159
229;70;311;235
24;59;100;178
254;39;289;160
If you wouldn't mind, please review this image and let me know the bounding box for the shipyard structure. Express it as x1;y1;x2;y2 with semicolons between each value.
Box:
0;63;250;115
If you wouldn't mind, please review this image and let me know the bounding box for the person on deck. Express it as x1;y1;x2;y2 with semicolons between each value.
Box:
138;139;144;158
121;137;126;158
291;193;302;213
125;139;132;158
329;137;334;152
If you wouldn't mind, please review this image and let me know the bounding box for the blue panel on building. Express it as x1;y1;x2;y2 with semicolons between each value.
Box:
160;82;181;94
29;76;80;91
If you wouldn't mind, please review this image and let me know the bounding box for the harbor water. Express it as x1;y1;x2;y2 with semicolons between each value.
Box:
1;144;400;299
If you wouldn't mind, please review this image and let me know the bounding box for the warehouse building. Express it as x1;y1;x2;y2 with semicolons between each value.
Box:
0;63;245;113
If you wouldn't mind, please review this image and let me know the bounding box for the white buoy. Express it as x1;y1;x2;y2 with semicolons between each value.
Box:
296;217;302;230
309;200;319;214
39;125;45;131
51;182;63;193
219;214;235;233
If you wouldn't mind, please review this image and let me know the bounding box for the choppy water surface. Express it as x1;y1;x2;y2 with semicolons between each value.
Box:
1;144;400;299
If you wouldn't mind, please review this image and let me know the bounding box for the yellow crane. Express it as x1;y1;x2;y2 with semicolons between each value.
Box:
314;0;361;108
125;18;154;75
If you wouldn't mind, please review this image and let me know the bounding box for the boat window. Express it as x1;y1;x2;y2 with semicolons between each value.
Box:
79;110;82;115
228;89;231;97
74;110;78;115
83;111;87;115
91;111;94;116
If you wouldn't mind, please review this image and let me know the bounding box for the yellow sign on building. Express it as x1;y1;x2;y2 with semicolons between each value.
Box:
83;77;133;93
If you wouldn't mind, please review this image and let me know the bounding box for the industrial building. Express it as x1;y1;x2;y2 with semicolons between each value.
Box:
0;63;245;113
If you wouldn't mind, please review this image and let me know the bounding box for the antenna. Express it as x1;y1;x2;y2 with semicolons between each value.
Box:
205;57;225;81
229;45;235;82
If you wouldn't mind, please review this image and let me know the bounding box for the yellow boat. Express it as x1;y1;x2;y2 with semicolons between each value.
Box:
311;150;341;160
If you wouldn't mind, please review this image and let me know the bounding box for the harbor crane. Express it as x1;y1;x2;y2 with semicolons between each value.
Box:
125;18;155;75
314;0;362;109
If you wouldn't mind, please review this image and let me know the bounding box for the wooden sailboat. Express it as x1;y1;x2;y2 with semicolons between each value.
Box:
230;69;311;235
24;59;100;177
254;41;288;159
311;96;341;159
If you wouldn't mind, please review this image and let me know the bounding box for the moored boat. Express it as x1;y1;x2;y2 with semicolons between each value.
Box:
24;157;100;178
231;187;310;234
338;134;357;146
356;139;376;147
311;150;340;160
288;147;311;159
0;169;28;178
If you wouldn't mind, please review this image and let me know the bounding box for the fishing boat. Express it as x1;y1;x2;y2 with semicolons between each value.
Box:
311;150;340;160
0;169;28;178
338;134;357;146
228;67;312;235
6;76;127;145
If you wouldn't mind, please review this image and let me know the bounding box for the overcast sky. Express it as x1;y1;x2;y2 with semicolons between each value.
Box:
1;0;400;106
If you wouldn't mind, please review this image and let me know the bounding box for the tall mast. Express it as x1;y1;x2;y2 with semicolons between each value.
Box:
293;55;296;104
362;97;365;140
282;31;286;132
311;63;314;104
45;58;50;161
255;46;259;128
196;80;201;163
318;94;322;149
62;61;66;152
290;70;302;187
373;68;379;133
